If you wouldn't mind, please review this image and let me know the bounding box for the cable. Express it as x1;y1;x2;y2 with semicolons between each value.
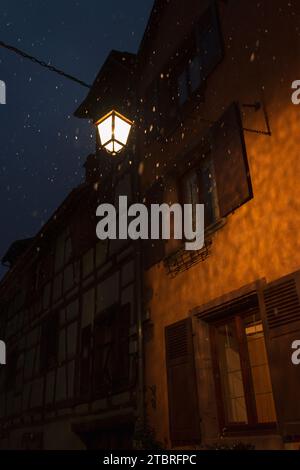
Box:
0;40;92;89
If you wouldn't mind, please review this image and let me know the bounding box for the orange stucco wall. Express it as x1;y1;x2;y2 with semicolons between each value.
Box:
140;0;300;447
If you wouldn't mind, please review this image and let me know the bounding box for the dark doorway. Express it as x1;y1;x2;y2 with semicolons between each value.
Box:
73;419;134;450
85;425;133;450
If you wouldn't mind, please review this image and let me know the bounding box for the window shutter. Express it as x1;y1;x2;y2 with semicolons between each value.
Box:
143;180;165;270
165;318;201;445
258;271;300;438
211;102;253;218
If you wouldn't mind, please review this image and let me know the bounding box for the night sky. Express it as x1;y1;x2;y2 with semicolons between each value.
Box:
0;0;153;278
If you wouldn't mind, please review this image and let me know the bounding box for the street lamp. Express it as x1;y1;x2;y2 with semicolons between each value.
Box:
96;110;133;156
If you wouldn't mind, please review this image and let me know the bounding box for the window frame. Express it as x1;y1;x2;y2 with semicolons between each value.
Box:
175;36;200;107
142;2;224;146
175;1;223;109
210;311;277;434
40;311;59;373
179;150;219;232
92;303;131;397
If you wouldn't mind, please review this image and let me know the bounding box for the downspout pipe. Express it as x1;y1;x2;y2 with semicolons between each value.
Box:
132;129;145;435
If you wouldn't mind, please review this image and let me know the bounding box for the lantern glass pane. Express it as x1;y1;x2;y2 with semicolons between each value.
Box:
113;141;123;153
97;115;112;145
104;141;114;153
114;115;131;145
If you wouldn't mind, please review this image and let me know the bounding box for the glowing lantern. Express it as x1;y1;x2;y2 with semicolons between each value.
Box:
96;110;133;155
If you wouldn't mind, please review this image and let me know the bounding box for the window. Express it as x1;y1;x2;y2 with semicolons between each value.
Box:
55;229;73;273
143;180;165;269
196;3;223;80
177;69;189;106
177;54;202;106
93;304;130;394
80;325;92;396
158;73;179;131
40;312;59;371
181;154;218;230
21;432;43;450
177;3;223;106
210;309;276;430
5;348;18;390
143;4;223;142
144;79;160;141
37;250;54;289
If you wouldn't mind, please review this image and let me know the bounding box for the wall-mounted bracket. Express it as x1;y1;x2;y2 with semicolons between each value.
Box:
242;100;272;137
198;100;272;137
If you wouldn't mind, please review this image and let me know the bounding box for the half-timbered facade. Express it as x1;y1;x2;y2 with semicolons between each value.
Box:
0;53;141;450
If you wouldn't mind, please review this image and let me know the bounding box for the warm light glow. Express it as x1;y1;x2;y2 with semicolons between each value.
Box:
114;114;131;145
96;110;133;155
98;115;112;146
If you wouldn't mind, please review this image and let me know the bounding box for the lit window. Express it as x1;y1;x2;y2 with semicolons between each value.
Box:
211;310;276;429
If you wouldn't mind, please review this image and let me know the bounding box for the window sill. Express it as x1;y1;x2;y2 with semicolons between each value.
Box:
220;422;278;438
164;217;226;277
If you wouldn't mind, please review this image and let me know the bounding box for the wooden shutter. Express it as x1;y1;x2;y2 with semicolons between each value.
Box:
211;102;253;217
258;270;300;437
165;318;201;445
143;180;165;270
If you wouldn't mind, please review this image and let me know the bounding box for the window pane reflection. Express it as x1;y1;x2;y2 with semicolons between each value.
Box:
244;315;276;423
216;321;248;424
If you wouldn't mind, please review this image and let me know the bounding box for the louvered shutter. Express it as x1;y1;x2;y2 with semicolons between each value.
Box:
211;102;253;217
143;180;165;270
165;318;201;445
258;271;300;437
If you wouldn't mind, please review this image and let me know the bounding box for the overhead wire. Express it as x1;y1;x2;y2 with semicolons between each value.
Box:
0;39;92;89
